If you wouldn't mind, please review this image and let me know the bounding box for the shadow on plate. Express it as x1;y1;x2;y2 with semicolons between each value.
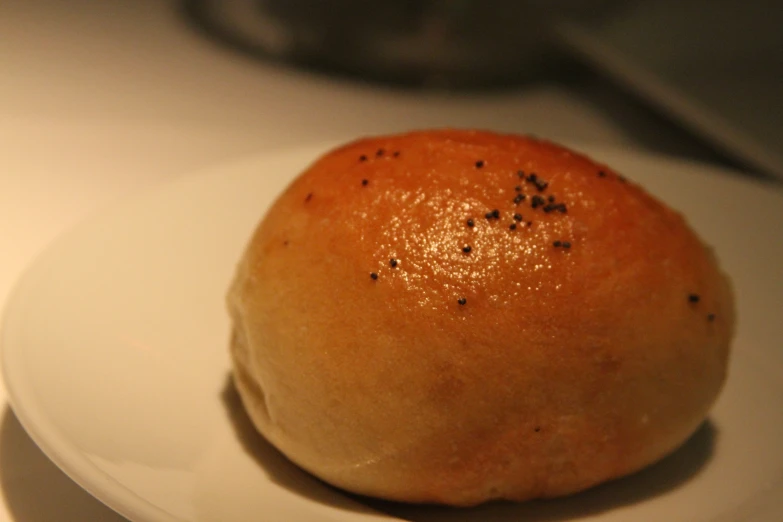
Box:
0;406;128;522
221;374;717;521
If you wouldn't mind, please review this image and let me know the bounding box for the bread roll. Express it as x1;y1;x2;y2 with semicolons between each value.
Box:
227;129;733;506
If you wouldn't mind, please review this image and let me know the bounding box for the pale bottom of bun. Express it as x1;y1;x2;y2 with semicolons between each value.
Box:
229;324;708;507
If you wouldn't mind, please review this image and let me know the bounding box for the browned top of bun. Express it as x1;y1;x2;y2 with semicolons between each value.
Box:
251;129;728;329
231;129;733;504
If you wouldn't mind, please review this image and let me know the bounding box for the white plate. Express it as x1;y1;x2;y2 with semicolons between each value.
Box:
2;144;783;522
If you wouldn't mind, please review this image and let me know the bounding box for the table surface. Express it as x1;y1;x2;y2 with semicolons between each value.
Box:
0;1;752;520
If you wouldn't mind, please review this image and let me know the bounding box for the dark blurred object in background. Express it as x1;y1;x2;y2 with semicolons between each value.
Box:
181;0;781;178
182;0;620;88
555;0;783;179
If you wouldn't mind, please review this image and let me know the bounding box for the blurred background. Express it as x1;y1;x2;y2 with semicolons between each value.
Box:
3;0;781;177
0;0;781;521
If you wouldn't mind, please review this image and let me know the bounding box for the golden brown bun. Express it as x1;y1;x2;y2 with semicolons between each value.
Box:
227;129;734;506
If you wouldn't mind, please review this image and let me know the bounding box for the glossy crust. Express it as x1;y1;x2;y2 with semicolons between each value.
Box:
227;129;734;506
